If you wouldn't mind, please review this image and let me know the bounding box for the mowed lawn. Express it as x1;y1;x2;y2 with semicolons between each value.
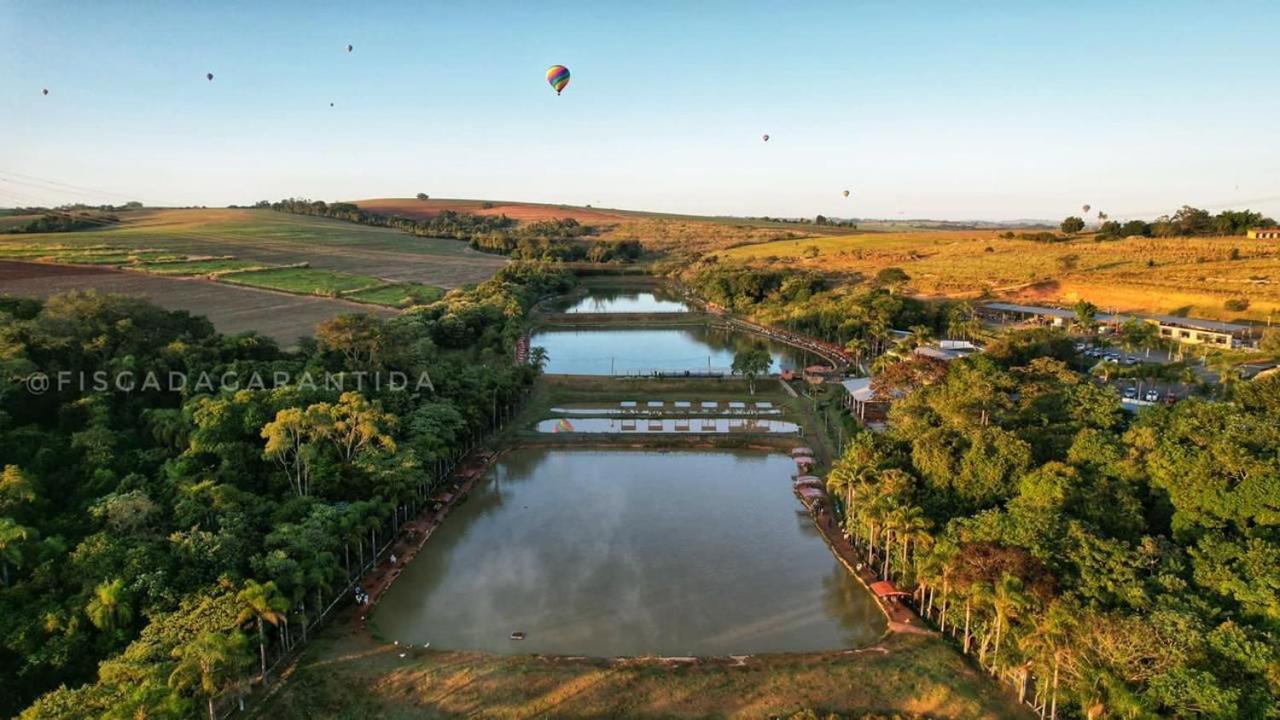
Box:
4;207;506;287
718;231;1280;321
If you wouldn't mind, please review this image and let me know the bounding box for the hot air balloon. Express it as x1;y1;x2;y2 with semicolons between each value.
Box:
329;102;334;107
762;134;770;142
842;190;850;198
1081;204;1091;214
42;89;48;96
546;65;570;95
346;44;353;53
206;72;214;82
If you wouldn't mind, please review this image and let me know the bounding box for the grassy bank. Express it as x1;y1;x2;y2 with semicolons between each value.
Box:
252;621;1029;719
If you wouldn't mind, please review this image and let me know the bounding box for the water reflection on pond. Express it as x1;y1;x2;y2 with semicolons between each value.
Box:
371;449;885;656
551;286;691;314
532;326;812;376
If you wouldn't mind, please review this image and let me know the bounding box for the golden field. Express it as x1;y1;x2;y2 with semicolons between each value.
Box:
715;231;1280;321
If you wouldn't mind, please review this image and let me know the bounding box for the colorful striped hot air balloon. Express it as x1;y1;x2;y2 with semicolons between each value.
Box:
554;418;575;433
546;65;570;95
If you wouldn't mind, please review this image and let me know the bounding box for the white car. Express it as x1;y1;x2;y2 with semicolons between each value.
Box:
1144;390;1160;402
1123;387;1138;399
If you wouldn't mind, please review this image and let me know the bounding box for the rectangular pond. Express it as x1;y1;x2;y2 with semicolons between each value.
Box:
531;326;814;375
550;286;692;314
370;448;886;656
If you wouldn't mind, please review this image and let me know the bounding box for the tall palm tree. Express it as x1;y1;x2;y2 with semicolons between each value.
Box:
984;574;1033;673
235;580;289;684
86;577;132;632
168;631;251;720
891;505;932;583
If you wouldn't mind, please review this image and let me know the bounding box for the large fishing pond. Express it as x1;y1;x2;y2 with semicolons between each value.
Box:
371;448;886;656
531;325;813;375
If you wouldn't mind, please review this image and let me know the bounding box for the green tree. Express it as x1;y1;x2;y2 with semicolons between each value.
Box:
0;517;36;586
731;345;772;395
85;578;133;632
1061;216;1086;234
168;631;251;720
235;580;290;684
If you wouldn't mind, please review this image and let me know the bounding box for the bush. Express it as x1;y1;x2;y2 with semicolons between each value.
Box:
1223;298;1250;312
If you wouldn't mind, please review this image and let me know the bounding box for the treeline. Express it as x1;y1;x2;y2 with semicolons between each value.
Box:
5;212;120;233
263;198;516;239
1097;207;1275;239
264;198;639;264
827;340;1280;718
1;263;574;718
750;214;858;228
683;265;962;360
469;220;640;263
1033;207;1276;242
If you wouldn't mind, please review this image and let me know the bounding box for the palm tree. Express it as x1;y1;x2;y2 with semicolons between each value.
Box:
1090;359;1119;383
844;337;869;373
891;505;932;583
529;346;549;371
235;580;289;684
0;517;35;586
168;631;251;720
982;574;1033;673
908;325;933;349
1071;300;1098;335
86;577;132;631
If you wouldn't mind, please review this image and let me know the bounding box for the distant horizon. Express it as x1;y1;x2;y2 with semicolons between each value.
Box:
8;193;1278;230
4;1;1279;221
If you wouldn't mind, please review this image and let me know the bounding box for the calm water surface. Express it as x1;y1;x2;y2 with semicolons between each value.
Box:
532;326;812;375
552;287;691;314
371;448;885;656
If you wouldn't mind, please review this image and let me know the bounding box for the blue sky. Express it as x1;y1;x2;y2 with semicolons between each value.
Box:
2;0;1278;221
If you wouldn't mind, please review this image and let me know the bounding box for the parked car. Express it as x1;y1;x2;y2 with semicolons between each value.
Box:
1123;387;1138;399
1144;390;1160;402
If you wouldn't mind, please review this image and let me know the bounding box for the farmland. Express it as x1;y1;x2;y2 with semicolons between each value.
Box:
0;260;393;345
715;230;1280;322
2;207;505;287
0;207;499;342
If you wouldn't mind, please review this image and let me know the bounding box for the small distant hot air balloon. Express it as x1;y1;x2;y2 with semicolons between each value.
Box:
842;190;850;198
329;102;334;107
42;88;49;96
546;65;570;95
762;133;770;142
206;72;214;82
346;44;353;53
1081;203;1091;214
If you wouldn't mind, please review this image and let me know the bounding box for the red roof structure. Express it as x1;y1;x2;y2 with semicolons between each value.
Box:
869;580;911;598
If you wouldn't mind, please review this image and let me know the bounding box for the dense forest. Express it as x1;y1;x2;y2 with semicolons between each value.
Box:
264;198;639;263
0;263;574;718
827;342;1280;719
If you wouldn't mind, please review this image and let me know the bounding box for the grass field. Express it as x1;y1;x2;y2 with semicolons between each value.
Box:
344;282;443;307
220;267;383;296
716;230;1280;321
252;628;1029;720
134;258;267;275
3;207;506;287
